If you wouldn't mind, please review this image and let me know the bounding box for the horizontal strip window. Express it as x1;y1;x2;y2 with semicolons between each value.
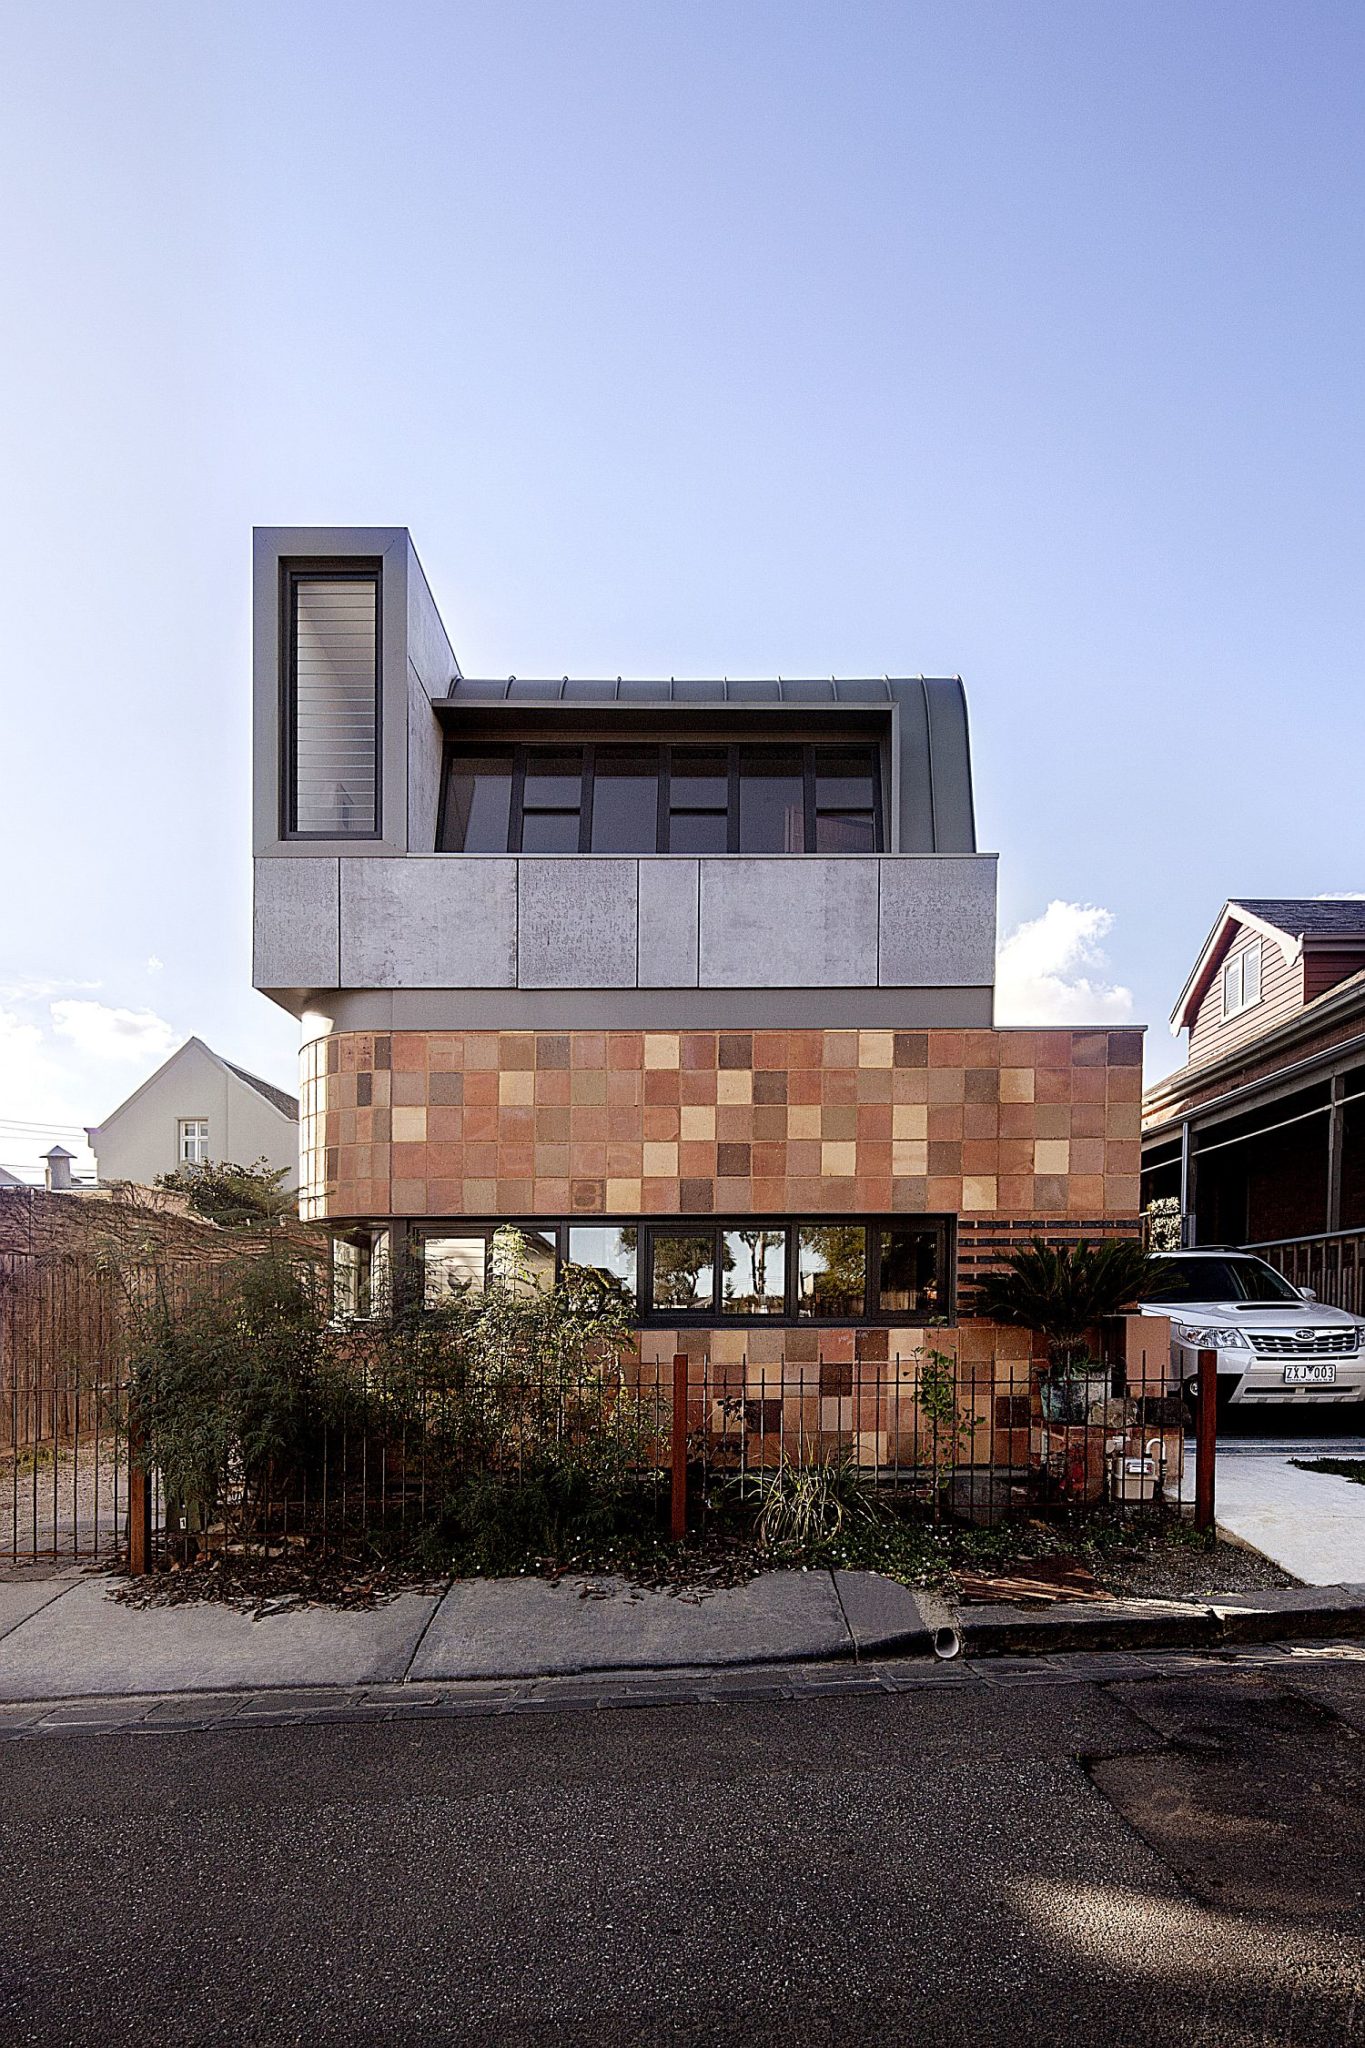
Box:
285;566;382;839
437;742;884;855
394;1216;953;1325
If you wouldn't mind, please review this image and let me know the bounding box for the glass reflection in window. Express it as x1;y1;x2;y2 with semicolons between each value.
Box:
738;747;805;852
443;751;513;852
422;1235;487;1307
721;1228;786;1315
566;1225;638;1308
650;1233;715;1311
590;751;658;853
877;1228;942;1316
796;1225;867;1318
490;1225;557;1294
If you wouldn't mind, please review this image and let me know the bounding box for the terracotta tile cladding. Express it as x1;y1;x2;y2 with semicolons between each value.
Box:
304;1027;1144;1230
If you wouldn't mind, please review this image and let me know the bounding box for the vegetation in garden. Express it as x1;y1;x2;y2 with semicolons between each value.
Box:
155;1156;297;1229
972;1236;1169;1376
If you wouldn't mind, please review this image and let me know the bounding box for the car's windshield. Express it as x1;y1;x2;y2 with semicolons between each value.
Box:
1143;1256;1302;1306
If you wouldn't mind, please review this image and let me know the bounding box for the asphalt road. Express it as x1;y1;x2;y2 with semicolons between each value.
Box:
4;1658;1365;2047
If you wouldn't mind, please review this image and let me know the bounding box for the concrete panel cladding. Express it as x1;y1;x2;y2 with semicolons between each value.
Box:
253;857;340;991
638;860;701;987
517;859;640;989
339;858;517;989
698;859;880;987
879;858;998;987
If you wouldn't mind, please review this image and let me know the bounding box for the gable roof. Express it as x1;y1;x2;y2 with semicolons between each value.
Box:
1171;898;1365;1033
87;1037;298;1139
221;1059;299;1121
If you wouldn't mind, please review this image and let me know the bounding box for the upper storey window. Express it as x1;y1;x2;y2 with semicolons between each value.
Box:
1221;938;1262;1020
439;742;882;854
286;569;380;837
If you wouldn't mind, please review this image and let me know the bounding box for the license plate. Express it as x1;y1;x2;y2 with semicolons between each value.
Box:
1282;1361;1337;1385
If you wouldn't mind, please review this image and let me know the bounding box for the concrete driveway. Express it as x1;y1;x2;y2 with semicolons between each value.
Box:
1216;1439;1365;1583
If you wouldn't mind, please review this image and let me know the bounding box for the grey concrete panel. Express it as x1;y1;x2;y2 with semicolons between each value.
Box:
878;857;997;987
406;663;444;854
340;858;516;988
698;859;880;987
253;856;340;990
517;859;639;989
409;1570;851;1680
0;1577;439;1699
637;860;699;987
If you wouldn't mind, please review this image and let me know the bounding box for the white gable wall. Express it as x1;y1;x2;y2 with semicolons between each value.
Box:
90;1041;299;1190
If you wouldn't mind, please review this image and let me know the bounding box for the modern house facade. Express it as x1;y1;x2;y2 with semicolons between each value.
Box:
86;1037;300;1191
1142;899;1365;1311
252;527;1144;1441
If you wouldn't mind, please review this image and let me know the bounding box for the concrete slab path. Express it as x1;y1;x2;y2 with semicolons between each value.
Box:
0;1577;442;1701
0;1568;932;1700
410;1570;855;1681
1216;1448;1365;1585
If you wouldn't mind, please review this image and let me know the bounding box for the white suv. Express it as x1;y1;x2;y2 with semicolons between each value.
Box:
1139;1248;1365;1406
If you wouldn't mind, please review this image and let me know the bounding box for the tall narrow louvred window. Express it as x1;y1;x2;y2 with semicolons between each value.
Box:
288;572;380;835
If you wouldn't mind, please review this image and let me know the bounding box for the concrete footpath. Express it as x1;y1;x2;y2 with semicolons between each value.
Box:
1212;1444;1365;1585
6;1564;1365;1711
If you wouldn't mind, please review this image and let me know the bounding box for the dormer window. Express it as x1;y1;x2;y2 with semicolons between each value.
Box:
1222;937;1262;1019
438;741;882;854
285;567;381;837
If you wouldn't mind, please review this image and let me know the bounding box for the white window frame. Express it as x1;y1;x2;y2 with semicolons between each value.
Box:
179;1118;210;1166
1221;937;1263;1021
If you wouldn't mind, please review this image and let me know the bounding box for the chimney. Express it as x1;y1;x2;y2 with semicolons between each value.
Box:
43;1145;75;1192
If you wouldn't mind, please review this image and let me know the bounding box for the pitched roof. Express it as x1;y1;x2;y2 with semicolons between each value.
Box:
1171;897;1365;1033
88;1038;298;1137
1233;898;1365;938
222;1060;299;1122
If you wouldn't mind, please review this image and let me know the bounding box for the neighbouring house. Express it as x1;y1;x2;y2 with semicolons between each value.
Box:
1142;899;1365;1310
85;1037;300;1191
250;524;1145;1454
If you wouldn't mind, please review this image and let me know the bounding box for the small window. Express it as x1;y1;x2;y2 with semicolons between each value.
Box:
814;746;878;852
667;748;730;853
421;1234;487;1307
796;1224;867;1318
650;1232;715;1312
490;1225;557;1294
721;1227;787;1315
518;748;583;852
288;571;380;837
1222;938;1263;1020
178;1118;209;1166
738;747;805;853
589;750;659;853
566;1225;638;1309
333;1227;390;1320
876;1226;944;1316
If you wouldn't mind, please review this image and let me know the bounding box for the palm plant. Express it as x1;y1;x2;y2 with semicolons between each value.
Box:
971;1237;1168;1376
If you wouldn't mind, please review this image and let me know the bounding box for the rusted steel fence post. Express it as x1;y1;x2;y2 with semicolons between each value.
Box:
670;1352;688;1542
127;1422;153;1575
1194;1346;1218;1535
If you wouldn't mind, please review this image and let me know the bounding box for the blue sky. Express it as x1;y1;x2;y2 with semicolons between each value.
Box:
1;2;1361;1177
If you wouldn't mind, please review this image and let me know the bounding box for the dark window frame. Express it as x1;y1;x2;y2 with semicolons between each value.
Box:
436;741;884;855
388;1215;955;1326
281;560;384;842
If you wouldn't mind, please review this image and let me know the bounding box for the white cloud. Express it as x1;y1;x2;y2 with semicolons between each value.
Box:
995;901;1133;1026
146;955;164;974
49;1000;181;1066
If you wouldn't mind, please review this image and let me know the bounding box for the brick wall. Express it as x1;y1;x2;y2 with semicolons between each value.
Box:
300;1025;1143;1226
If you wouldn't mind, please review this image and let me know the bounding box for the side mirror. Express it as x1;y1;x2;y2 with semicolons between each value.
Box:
1298;1285;1318;1302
